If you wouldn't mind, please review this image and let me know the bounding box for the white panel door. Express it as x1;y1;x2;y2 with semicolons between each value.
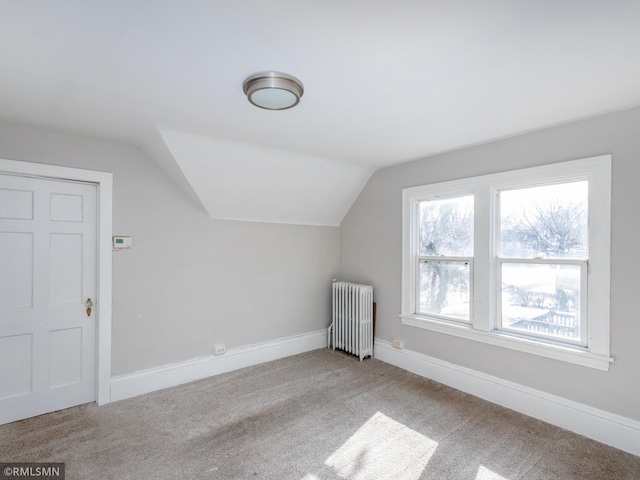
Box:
0;174;97;424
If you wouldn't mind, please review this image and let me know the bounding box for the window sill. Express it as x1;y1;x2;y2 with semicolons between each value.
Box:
400;314;614;371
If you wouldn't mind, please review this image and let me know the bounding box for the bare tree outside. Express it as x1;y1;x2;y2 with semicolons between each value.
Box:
501;195;588;259
499;181;588;340
418;195;473;319
417;181;589;340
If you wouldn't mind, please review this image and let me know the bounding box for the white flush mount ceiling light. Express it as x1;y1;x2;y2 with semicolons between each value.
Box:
242;71;304;110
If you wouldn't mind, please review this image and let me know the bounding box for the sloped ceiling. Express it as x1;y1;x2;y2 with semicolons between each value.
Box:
157;129;371;225
1;1;639;225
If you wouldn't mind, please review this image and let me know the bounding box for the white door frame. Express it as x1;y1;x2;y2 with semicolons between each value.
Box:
0;158;113;406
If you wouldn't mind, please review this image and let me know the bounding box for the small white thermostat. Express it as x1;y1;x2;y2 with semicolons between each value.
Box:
112;236;133;249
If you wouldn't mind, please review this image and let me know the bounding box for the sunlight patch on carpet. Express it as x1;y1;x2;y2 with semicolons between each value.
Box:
325;411;438;480
475;465;510;480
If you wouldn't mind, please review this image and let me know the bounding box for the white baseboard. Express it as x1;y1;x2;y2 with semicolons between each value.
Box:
374;338;640;457
110;330;327;403
109;332;639;457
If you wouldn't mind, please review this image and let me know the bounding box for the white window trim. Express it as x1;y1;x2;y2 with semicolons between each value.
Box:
401;155;613;371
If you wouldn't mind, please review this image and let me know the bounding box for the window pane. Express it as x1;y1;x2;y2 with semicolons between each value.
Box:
419;195;473;256
500;181;588;259
419;260;470;321
501;263;581;341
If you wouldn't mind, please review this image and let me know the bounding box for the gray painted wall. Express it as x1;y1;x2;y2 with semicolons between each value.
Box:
0;121;339;375
339;107;640;421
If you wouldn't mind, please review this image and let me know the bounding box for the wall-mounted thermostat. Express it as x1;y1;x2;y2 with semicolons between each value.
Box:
112;236;133;249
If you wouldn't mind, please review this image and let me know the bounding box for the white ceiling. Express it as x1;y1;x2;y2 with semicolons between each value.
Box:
1;1;639;225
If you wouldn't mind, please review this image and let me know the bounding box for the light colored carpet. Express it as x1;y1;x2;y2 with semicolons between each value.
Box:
1;349;639;479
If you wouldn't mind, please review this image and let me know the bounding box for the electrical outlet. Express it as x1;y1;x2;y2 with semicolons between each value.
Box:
392;338;403;349
213;344;226;356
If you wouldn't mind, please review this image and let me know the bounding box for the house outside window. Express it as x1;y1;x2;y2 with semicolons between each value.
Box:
401;155;612;370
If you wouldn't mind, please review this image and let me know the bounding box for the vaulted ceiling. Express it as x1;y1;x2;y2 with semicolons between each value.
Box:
1;1;639;225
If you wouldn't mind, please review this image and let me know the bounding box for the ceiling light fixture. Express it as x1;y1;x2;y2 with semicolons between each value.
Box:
242;71;304;110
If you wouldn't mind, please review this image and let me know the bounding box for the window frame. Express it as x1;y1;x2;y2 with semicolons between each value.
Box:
401;155;612;371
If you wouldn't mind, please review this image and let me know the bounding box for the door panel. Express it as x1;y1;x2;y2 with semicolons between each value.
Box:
50;193;83;222
0;188;33;219
0;232;33;308
0;174;97;424
0;334;32;399
49;328;82;388
50;233;83;305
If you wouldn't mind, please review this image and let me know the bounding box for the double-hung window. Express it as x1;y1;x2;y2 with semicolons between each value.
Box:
401;155;612;370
